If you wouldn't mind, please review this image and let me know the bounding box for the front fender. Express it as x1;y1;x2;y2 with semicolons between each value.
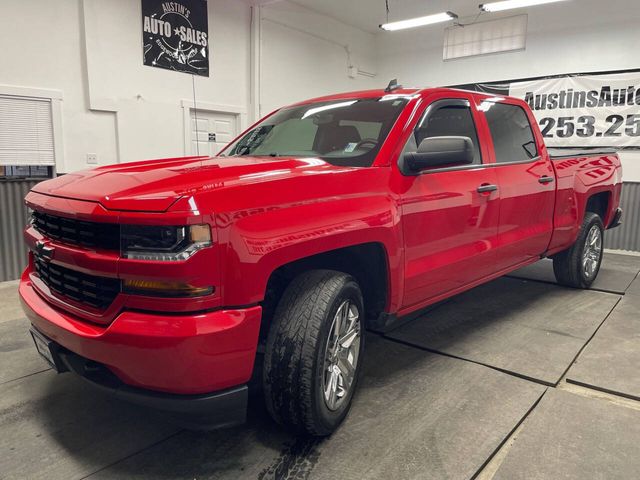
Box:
217;192;402;311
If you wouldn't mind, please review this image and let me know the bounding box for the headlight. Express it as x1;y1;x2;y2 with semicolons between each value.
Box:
121;224;212;261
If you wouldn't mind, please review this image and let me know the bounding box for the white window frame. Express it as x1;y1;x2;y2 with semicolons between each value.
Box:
0;85;64;173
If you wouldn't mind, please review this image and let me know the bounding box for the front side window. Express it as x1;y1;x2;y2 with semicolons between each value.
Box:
483;102;538;163
405;102;482;165
223;97;408;167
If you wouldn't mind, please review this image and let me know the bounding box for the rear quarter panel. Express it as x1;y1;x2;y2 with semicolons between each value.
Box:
548;153;622;253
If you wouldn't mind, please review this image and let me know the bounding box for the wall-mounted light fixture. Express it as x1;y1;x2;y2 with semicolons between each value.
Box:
479;0;569;13
380;11;458;31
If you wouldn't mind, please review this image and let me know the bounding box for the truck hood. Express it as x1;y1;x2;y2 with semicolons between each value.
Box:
32;155;342;212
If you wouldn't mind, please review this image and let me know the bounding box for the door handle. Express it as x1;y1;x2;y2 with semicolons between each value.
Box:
538;176;555;184
477;184;498;193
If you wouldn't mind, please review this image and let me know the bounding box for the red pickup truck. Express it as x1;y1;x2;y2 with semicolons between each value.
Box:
20;87;622;436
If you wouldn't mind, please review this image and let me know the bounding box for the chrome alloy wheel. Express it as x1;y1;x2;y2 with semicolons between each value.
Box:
322;300;361;411
583;225;602;279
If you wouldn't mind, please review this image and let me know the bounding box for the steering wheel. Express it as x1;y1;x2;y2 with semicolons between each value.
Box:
354;138;379;150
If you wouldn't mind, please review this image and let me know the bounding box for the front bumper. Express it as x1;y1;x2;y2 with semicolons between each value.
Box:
46;340;249;429
19;269;262;396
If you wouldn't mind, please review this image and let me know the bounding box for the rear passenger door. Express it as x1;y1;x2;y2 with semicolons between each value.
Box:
480;100;555;270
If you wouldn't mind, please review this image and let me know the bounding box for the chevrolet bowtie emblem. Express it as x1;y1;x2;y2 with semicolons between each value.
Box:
35;240;55;261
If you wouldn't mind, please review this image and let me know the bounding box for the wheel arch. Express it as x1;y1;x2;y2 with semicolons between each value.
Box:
259;242;391;341
584;191;611;225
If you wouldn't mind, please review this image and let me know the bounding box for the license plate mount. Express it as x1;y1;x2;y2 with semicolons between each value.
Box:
30;328;66;373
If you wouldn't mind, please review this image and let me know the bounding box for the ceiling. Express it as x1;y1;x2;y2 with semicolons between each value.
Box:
289;0;484;33
289;0;388;32
283;0;588;34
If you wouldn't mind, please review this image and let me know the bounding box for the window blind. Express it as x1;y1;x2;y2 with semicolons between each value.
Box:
444;15;528;61
0;95;55;166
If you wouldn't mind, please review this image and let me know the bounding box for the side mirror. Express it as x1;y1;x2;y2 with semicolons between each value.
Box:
403;136;474;173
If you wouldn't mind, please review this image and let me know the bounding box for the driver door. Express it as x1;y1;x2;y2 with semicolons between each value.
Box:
398;96;500;310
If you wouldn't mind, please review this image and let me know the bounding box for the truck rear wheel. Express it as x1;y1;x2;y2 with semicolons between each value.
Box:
263;270;364;436
553;212;604;288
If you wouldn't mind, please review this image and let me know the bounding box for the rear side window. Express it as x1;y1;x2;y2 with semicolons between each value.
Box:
483;103;538;163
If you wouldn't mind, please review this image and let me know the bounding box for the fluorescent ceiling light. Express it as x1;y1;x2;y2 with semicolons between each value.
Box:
380;11;457;31
480;0;569;12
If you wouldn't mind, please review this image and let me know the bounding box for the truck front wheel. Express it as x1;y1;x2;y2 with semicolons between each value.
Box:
553;212;604;288
263;270;364;436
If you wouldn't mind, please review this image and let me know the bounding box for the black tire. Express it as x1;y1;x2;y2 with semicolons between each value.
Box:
263;270;365;436
553;212;604;288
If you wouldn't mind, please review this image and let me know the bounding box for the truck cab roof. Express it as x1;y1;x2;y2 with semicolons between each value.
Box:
289;87;508;108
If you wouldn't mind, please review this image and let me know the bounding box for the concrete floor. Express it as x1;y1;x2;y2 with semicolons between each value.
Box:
1;252;639;480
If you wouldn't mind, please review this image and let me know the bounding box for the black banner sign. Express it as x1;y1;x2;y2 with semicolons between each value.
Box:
142;0;209;76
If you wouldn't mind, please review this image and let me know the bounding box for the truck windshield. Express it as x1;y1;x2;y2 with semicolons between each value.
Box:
223;97;408;167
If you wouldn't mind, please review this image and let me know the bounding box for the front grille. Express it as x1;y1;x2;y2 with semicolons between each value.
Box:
34;254;121;310
32;211;120;251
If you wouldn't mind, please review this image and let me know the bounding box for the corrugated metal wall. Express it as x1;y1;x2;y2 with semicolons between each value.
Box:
0;180;639;283
606;181;640;252
0;180;40;282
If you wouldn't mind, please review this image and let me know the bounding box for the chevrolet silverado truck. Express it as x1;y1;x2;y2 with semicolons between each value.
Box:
20;87;622;436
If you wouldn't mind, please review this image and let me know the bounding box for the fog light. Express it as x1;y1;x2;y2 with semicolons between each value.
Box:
123;279;213;297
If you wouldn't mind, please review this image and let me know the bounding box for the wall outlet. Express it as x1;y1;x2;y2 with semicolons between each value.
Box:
86;153;98;164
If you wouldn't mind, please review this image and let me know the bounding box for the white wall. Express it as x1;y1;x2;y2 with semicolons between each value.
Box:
257;1;379;116
82;0;252;165
1;0;638;179
373;0;640;180
375;0;639;86
0;0;118;174
0;0;251;173
0;0;379;174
